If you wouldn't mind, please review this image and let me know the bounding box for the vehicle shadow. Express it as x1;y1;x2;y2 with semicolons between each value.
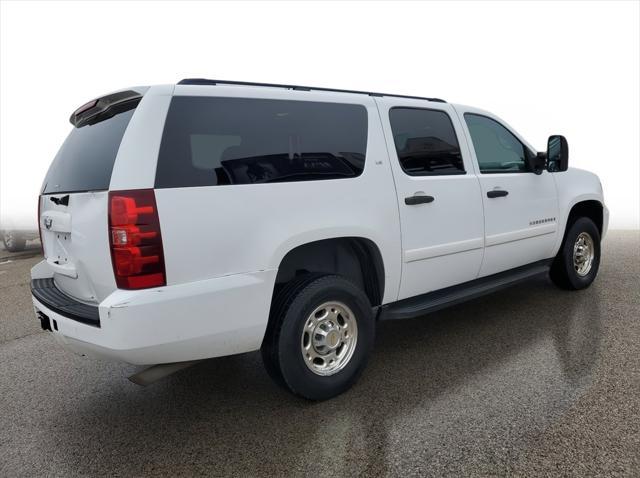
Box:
44;276;603;476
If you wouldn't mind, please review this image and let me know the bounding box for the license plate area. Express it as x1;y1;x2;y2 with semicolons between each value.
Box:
46;231;72;265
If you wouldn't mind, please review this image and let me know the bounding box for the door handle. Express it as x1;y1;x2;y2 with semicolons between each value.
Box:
487;189;509;198
405;195;435;205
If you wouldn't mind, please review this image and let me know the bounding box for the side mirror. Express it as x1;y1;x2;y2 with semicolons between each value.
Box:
547;135;569;172
527;152;547;175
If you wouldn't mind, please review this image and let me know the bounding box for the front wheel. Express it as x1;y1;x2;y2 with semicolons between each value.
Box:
550;217;601;290
261;274;375;400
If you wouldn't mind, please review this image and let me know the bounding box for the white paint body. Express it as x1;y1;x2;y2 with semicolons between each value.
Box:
31;84;608;365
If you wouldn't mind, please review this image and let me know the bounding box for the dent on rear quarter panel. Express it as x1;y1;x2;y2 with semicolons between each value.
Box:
109;84;174;191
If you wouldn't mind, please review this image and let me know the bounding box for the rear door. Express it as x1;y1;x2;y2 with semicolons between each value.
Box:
376;98;485;300
39;93;142;303
456;107;559;277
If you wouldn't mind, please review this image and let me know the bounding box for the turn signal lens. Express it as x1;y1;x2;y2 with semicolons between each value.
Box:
108;189;166;289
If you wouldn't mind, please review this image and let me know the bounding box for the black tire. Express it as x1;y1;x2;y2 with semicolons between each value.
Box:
550;217;601;290
261;274;375;400
260;273;324;389
3;232;26;252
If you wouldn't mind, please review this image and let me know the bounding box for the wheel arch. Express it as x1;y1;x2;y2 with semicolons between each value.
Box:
555;198;604;254
567;200;603;235
272;236;386;308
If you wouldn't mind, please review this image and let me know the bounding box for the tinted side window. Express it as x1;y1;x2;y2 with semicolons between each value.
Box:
156;97;368;188
43;108;136;194
464;113;533;174
389;108;464;176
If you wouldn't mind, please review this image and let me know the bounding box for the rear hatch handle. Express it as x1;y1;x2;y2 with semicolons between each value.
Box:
50;195;70;206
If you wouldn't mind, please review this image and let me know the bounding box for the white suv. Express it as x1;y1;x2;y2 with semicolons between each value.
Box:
31;79;608;400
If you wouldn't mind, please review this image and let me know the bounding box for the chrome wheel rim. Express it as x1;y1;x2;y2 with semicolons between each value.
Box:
301;301;358;376
573;232;595;276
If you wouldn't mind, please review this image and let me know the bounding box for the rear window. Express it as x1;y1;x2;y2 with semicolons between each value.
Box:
155;97;368;188
42;108;135;194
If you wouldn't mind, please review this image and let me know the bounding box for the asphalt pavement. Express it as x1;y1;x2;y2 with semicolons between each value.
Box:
1;231;638;477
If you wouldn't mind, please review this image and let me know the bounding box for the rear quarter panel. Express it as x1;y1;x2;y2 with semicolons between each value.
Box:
151;86;403;305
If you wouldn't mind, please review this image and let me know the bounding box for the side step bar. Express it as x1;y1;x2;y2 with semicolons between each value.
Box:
379;259;552;321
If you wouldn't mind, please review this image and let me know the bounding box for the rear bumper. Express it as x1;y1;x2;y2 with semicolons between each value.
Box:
31;278;101;327
31;264;277;365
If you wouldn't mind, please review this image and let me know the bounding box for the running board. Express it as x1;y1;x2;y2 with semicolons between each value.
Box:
378;259;552;321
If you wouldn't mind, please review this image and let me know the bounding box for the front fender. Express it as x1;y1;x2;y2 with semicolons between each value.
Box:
552;168;606;253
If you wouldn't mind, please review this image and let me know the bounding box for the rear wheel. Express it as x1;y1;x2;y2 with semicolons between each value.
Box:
2;232;26;252
261;274;375;400
550;217;601;290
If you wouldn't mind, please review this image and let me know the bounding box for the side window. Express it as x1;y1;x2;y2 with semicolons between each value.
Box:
389;108;465;176
156;97;368;188
464;113;533;174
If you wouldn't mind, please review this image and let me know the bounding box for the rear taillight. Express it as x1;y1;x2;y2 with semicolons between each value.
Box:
108;189;166;289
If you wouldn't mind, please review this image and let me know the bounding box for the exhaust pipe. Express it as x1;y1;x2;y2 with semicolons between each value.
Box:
128;360;202;386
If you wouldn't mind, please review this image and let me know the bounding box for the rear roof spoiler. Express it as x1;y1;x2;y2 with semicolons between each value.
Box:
69;90;143;128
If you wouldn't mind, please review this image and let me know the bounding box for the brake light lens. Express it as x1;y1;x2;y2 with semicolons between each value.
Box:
73;99;98;116
108;189;166;289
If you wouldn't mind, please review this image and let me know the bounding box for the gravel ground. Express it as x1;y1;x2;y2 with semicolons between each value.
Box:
0;231;638;477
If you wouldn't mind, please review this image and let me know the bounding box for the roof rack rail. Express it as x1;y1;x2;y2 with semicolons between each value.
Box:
177;78;446;103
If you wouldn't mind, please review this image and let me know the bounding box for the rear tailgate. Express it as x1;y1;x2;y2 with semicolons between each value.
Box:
38;90;143;303
39;191;113;303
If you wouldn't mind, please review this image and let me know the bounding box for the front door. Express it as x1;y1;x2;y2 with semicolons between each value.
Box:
376;99;485;300
458;109;559;277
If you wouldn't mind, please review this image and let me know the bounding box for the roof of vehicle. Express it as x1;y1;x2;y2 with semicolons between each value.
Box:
177;78;447;103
